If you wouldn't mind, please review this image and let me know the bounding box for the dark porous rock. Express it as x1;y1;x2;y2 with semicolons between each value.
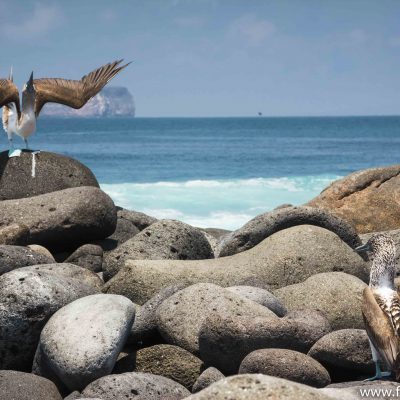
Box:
219;206;361;257
33;294;135;392
0;150;98;200
65;244;103;272
308;329;374;381
129;283;187;345
115;344;203;391
192;367;225;393
185;374;335;400
0;223;29;245
96;207;153;252
0;186;117;251
275;272;367;330
199;310;331;375
116;207;158;231
226;285;287;316
156;283;277;355
104;219;213;281
0;370;62;400
104;225;368;305
307;165;400;234
0;265;100;370
81;372;190;400
239;349;331;388
0;244;54;276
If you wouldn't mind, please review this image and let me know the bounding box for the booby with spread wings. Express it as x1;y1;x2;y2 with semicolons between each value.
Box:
0;60;130;154
356;233;400;381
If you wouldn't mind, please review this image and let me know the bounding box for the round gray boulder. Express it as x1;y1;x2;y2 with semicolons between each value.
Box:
0;244;54;276
308;329;374;380
219;206;362;257
192;367;225;393
81;372;190;399
199;309;331;375
184;374;335;400
156;283;277;354
0;264;100;370
33;294;136;392
0;186;117;251
0;370;62;400
275;272;367;330
0;150;98;200
239;349;331;388
226;285;287;316
65;244;103;272
104;225;368;305
103;219;214;281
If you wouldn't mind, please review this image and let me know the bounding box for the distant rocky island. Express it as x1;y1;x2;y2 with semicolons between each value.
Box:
42;86;135;117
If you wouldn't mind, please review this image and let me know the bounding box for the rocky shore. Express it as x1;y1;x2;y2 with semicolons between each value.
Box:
1;151;399;399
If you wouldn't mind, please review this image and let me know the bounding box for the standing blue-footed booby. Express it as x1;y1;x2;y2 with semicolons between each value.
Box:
0;60;130;154
356;233;400;381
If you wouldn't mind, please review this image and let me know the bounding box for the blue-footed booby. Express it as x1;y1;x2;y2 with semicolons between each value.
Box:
0;60;130;154
356;233;400;381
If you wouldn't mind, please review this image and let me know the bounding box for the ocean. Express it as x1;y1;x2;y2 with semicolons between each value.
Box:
25;116;400;230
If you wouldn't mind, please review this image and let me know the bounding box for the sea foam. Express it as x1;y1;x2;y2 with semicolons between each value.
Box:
101;175;338;230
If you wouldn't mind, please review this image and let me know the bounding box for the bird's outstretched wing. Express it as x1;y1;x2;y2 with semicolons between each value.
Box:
33;60;131;117
0;79;20;112
362;286;400;370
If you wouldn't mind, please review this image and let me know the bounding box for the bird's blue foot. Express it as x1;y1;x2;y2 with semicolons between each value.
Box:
364;362;391;381
8;148;22;158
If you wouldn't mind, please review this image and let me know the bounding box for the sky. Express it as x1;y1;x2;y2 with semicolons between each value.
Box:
0;0;399;117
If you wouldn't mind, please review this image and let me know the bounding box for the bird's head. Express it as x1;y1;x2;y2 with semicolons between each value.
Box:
355;233;396;258
22;72;36;95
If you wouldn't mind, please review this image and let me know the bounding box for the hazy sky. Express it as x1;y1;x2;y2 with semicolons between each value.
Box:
0;0;399;117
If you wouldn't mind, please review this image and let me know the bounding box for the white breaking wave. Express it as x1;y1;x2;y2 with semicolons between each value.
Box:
101;175;339;230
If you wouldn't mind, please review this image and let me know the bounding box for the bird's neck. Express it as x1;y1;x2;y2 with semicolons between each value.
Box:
370;253;396;289
21;93;35;117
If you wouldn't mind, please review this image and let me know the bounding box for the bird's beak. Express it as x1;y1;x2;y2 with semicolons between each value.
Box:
27;72;34;90
355;242;371;253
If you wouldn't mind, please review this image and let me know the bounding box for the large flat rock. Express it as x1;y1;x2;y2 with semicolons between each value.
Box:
307;165;400;233
0;186;117;251
0;150;98;200
104;225;368;305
